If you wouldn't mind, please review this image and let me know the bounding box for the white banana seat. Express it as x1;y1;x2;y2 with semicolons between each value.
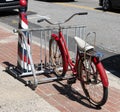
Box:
74;36;94;52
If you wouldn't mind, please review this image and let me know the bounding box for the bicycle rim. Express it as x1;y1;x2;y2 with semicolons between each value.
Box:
78;56;108;106
49;38;65;76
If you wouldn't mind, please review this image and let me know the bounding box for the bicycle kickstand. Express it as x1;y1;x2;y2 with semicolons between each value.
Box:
67;77;76;85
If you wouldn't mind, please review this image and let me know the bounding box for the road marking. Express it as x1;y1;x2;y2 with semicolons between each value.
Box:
12;20;18;24
55;3;119;15
55;3;96;11
28;14;51;20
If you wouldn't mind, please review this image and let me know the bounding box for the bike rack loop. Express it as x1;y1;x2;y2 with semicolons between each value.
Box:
7;0;86;88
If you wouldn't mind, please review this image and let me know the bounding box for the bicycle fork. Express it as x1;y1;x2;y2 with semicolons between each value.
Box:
51;33;69;73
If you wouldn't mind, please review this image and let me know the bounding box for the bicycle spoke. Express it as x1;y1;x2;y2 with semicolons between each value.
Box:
78;56;108;106
49;38;64;76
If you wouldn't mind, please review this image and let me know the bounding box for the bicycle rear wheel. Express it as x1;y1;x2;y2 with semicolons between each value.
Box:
49;38;65;76
78;56;108;107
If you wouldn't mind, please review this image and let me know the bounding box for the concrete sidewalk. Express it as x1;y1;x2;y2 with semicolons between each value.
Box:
0;66;60;112
0;22;120;112
0;23;60;112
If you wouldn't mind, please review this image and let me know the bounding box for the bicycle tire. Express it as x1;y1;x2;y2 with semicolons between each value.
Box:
49;38;66;76
77;56;108;107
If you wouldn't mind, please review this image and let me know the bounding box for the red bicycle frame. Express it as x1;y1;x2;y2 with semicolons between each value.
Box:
37;12;109;106
51;30;78;73
51;30;108;87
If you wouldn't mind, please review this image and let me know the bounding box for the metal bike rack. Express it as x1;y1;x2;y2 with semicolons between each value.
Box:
7;26;86;88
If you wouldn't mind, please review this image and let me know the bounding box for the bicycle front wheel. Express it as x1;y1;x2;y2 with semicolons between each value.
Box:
78;56;108;107
49;38;65;76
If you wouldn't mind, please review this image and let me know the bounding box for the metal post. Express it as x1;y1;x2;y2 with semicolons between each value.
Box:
17;0;31;72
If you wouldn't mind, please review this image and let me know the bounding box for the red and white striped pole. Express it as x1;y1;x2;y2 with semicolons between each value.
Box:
17;0;31;72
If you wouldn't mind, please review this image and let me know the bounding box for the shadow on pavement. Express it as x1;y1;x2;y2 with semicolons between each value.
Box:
53;82;101;110
95;7;120;14
0;10;19;17
0;10;36;17
102;54;120;78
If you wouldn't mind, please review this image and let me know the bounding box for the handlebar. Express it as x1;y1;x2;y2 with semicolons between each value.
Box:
37;12;88;25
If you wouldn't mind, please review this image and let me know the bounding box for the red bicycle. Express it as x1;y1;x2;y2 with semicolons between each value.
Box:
38;12;109;107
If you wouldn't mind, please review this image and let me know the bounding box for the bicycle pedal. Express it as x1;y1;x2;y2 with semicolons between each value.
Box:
67;78;76;85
